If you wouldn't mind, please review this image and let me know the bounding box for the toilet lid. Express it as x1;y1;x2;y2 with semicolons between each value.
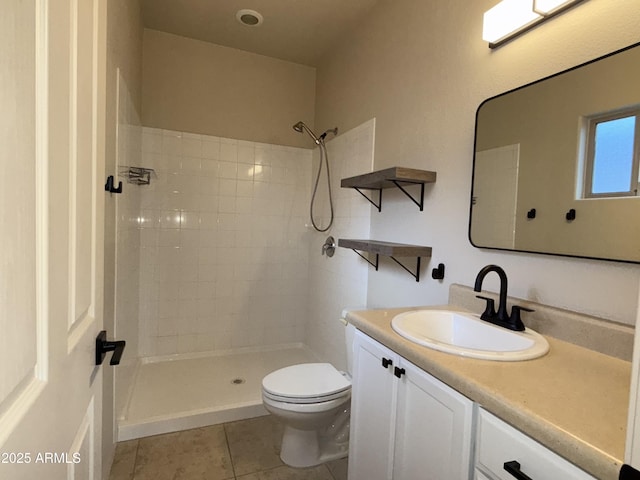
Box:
262;363;351;399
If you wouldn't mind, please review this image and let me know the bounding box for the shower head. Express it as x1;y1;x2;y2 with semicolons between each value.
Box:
292;121;321;145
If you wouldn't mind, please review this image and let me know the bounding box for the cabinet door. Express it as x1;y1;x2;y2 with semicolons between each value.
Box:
392;359;474;480
349;331;399;480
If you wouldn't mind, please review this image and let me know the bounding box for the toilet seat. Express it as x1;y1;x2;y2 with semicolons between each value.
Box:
262;388;351;404
262;363;351;405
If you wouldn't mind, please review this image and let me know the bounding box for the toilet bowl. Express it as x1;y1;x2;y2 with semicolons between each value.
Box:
262;363;351;467
262;322;356;468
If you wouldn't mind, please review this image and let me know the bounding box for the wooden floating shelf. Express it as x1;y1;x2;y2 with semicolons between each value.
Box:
341;167;436;211
341;167;437;189
338;239;432;257
338;239;432;282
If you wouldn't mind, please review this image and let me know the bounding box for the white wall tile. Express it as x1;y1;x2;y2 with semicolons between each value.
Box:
202;140;220;160
137;129;313;356
181;136;202;158
218;179;237;196
218;161;238;179
181;157;201;174
220;143;238;162
237;145;255;165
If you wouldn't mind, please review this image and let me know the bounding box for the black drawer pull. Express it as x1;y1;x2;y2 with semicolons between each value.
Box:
394;367;406;378
382;357;393;369
504;460;533;480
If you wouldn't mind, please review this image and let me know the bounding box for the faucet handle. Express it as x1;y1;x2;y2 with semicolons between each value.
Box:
476;295;496;321
509;305;534;331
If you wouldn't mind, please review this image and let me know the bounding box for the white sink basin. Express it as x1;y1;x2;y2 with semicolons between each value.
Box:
391;309;549;361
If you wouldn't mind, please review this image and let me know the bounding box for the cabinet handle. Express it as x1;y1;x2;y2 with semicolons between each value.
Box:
394;367;406;378
504;461;533;480
382;357;393;369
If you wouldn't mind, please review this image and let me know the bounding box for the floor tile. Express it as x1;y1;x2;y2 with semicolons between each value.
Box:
110;415;348;480
225;415;284;476
108;440;138;480
133;425;234;480
236;464;334;480
326;458;348;480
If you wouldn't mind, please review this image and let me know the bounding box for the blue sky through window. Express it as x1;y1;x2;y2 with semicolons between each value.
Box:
591;115;636;194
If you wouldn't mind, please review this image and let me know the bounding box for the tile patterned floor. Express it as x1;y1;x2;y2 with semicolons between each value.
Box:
109;415;348;480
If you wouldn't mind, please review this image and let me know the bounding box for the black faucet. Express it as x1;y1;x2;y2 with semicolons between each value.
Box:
473;264;530;331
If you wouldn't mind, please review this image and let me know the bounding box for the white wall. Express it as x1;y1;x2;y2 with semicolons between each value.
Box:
305;119;375;370
137;128;312;356
315;0;640;325
142;29;316;149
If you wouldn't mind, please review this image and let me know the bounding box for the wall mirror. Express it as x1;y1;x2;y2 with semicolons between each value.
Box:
470;42;640;263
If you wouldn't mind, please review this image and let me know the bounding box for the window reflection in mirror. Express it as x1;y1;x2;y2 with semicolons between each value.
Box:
583;108;640;198
471;42;640;263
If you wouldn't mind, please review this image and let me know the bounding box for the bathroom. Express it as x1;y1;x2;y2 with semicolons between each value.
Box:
96;0;640;475
1;0;640;479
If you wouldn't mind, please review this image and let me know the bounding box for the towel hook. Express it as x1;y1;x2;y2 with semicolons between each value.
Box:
565;208;576;221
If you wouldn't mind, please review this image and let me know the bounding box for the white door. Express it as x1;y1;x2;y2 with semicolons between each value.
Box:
471;145;520;249
0;0;106;479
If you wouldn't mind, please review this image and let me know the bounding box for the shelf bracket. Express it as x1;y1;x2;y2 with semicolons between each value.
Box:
351;250;379;270
389;256;421;282
353;187;382;212
390;180;425;211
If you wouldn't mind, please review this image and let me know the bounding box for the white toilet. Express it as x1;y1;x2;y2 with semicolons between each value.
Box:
261;323;356;468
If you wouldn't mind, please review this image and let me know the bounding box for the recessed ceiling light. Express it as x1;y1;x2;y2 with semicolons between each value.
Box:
236;9;263;27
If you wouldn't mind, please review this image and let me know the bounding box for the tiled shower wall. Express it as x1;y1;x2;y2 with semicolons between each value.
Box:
137;128;312;356
305;119;374;370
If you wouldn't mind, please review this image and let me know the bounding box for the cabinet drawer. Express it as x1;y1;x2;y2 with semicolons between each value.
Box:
476;409;595;480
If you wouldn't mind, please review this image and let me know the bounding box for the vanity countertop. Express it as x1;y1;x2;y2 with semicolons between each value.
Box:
345;305;632;480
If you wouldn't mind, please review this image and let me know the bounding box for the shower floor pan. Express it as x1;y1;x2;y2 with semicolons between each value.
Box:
118;344;317;441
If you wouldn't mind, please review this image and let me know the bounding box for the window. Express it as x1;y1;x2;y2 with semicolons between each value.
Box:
583;107;640;198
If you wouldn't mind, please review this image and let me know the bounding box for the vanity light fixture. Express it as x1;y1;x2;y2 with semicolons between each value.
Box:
482;0;586;48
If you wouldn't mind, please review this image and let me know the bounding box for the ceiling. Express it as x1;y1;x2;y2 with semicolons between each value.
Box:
140;0;380;67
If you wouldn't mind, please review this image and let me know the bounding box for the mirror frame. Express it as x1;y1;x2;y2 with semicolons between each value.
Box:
469;40;640;264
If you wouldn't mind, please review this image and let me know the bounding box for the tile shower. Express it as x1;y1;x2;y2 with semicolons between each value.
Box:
137;129;313;355
114;117;374;439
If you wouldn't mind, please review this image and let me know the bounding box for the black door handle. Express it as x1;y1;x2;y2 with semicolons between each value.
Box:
394;367;406;378
96;330;126;366
382;357;393;369
504;460;533;480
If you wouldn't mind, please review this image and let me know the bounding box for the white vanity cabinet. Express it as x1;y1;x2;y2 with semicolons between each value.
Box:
349;330;474;480
475;408;596;480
